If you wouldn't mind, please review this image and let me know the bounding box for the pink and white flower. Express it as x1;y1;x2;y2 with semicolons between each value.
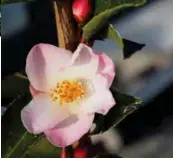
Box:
21;43;115;147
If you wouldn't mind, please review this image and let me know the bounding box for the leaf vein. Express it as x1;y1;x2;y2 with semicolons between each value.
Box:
5;131;28;157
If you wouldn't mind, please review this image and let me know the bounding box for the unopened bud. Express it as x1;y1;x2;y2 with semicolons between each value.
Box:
74;148;88;158
72;0;92;24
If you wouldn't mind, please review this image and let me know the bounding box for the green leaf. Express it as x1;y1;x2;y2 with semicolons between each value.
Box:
94;0;146;15
99;23;123;49
23;137;61;158
1;93;60;157
82;0;146;41
2;74;29;100
1;0;34;4
91;90;143;135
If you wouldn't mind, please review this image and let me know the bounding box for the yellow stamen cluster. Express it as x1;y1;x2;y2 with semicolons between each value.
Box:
50;80;85;105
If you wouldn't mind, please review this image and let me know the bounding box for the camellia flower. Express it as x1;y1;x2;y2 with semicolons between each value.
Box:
21;43;115;147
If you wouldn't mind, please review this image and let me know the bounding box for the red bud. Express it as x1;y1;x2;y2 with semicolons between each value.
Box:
72;0;92;24
74;148;88;158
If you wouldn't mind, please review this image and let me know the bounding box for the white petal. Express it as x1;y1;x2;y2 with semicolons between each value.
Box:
21;93;70;134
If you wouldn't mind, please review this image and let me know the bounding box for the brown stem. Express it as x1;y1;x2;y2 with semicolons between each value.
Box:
53;0;80;52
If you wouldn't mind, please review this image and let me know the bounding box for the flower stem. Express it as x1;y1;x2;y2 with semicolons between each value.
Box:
60;147;66;158
53;1;66;48
52;0;80;52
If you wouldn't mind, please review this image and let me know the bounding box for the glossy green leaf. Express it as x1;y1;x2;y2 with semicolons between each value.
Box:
94;0;146;15
1;93;60;157
91;90;143;135
1;0;34;4
82;0;146;41
2;74;29;106
23;137;60;158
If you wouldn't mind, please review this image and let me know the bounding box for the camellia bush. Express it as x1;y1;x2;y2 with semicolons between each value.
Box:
2;0;147;157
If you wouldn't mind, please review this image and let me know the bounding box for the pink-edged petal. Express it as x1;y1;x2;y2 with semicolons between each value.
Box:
95;89;115;115
81;89;115;115
96;53;115;88
96;99;115;115
92;74;108;90
49;44;99;81
21;93;70;134
26;43;72;92
79;75;115;115
72;43;96;66
29;85;42;97
63;43;99;79
44;114;94;147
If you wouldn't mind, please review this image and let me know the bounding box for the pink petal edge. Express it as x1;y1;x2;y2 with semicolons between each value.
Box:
44;114;94;147
72;43;95;66
21;93;70;134
96;53;115;88
58;43;99;80
81;88;115;116
29;85;42;97
26;43;72;92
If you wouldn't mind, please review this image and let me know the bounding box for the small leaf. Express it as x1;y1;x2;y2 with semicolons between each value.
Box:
97;24;145;59
98;23;123;49
1;0;35;4
122;39;145;59
82;0;146;41
1;93;60;157
91;89;143;135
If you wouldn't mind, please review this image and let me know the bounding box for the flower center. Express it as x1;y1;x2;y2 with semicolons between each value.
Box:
50;80;85;105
